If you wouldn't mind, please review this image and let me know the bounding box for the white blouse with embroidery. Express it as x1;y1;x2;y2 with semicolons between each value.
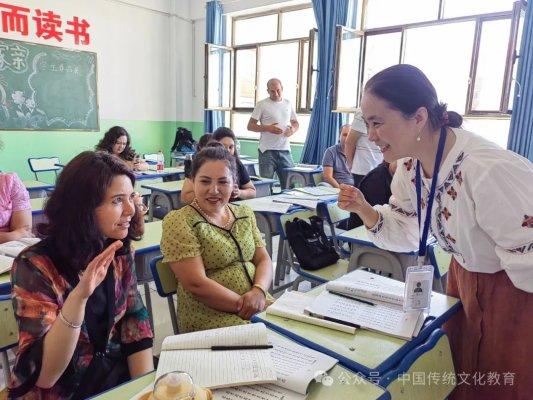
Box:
367;128;533;292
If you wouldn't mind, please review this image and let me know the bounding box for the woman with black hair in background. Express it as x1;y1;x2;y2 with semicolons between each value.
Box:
96;126;149;171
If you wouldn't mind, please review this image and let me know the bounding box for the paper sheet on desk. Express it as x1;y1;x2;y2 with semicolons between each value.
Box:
234;197;292;213
0;254;14;274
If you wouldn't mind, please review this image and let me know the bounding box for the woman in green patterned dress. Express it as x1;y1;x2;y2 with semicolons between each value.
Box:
161;144;273;333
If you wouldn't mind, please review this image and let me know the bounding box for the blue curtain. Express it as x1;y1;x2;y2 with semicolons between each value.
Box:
301;0;351;164
507;2;533;161
204;0;226;133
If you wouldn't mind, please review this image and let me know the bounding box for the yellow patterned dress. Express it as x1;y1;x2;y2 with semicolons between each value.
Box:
161;203;267;333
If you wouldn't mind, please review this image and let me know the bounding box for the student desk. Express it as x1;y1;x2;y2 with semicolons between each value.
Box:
241;158;259;176
252;283;461;379
133;220;163;330
141;180;185;221
250;177;277;198
89;332;391;400
134;167;185;182
23;180;54;198
283;165;323;189
30;197;47;228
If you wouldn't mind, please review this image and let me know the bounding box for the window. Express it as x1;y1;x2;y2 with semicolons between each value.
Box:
205;44;232;110
333;27;363;112
333;0;522;117
205;5;316;143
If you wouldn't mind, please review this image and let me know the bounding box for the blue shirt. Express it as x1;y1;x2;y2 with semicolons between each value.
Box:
322;144;354;186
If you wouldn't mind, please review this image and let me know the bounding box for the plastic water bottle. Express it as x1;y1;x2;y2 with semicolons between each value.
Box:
157;150;165;172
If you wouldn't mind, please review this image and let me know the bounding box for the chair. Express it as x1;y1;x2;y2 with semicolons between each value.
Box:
316;201;350;253
149;256;179;334
0;294;18;384
428;243;452;293
348;246;404;281
277;208;349;290
27;157;61;181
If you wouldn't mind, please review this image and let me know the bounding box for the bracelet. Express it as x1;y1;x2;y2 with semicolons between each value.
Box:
58;309;82;329
252;283;267;298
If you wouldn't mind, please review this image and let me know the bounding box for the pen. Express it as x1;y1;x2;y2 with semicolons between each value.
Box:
211;345;273;351
306;311;360;329
329;291;377;306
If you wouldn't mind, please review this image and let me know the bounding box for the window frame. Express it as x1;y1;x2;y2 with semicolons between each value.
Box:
331;1;523;117
204;43;233;111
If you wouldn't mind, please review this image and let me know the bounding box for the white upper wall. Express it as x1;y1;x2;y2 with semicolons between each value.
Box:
1;0;195;122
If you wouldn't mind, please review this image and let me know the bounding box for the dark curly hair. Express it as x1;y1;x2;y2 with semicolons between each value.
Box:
95;126;137;161
212;127;241;163
37;151;143;275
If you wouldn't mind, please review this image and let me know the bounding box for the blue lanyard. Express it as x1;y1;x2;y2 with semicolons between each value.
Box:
416;127;447;264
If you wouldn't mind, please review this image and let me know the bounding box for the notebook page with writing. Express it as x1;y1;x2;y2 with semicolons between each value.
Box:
161;323;268;350
156;349;277;389
266;291;356;334
326;269;405;306
213;332;338;399
306;291;421;340
0;241;28;258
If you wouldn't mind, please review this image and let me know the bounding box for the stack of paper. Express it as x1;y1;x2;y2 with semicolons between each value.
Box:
305;270;424;340
266;291;356;334
0;241;30;258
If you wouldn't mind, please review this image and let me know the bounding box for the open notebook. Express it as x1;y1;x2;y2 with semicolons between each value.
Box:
156;323;277;389
305;271;424;340
266;291;356;334
132;331;338;400
0;238;40;258
0;254;14;274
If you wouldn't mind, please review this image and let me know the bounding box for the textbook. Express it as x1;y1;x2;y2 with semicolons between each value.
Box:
135;331;338;400
213;333;338;400
0;254;13;274
156;323;277;389
305;271;425;340
266;291;357;334
0;238;40;258
325;269;405;306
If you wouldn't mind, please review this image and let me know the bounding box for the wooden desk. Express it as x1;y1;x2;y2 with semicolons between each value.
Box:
252;279;460;378
23;180;54;199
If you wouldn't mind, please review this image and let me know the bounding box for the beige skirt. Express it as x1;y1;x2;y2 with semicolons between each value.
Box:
444;258;533;400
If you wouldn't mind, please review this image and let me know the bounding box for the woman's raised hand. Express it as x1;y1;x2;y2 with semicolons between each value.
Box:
76;240;123;299
338;184;369;213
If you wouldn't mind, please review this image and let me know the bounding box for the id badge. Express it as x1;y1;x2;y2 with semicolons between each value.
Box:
403;265;433;312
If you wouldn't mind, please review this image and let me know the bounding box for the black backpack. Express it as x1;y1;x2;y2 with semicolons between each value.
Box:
285;216;340;270
171;127;196;153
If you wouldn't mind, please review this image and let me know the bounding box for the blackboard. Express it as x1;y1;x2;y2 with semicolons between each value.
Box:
0;38;98;130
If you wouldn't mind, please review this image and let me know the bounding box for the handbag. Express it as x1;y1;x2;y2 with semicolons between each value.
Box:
285;216;339;270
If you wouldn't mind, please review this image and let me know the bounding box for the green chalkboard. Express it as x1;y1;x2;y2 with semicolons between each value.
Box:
0;38;98;130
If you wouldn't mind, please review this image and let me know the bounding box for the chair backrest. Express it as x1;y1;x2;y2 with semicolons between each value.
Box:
428;243;452;280
317;200;350;225
312;171;324;186
143;153;159;164
28;157;61;180
0;294;18;352
149;255;177;297
349;246;404;281
277;208;317;240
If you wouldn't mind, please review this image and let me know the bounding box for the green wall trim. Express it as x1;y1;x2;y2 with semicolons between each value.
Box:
0;120;204;181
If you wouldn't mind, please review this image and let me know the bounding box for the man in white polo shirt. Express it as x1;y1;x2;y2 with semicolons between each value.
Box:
345;109;383;187
247;78;299;188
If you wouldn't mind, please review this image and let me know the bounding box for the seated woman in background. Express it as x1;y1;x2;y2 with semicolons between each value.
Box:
96;126;149;171
0;172;32;244
212;127;256;200
9;151;153;399
162;146;272;333
181;129;256;203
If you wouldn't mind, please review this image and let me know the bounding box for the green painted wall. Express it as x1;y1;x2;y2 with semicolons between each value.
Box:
238;139;304;163
0;120;204;182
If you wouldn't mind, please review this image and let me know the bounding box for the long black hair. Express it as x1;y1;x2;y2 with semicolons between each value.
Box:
212;127;242;163
37;151;143;275
365;64;462;130
95;126;137;161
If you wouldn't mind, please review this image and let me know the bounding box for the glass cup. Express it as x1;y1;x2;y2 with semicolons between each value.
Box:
152;372;195;400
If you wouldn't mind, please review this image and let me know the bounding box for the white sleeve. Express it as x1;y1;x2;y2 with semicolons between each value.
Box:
250;102;263;121
290;104;297;121
367;161;420;253
351;109;367;134
472;158;533;292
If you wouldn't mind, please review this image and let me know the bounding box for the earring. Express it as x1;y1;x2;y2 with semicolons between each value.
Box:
416;132;422;142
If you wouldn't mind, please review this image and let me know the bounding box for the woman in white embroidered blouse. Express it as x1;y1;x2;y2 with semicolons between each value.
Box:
338;64;533;400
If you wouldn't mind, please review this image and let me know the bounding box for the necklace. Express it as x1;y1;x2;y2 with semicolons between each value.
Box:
192;198;232;230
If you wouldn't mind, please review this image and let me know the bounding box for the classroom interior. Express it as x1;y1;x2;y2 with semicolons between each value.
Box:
0;0;530;399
